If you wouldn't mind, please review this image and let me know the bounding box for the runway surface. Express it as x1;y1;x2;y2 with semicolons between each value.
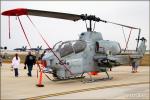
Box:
1;63;149;99
45;83;149;99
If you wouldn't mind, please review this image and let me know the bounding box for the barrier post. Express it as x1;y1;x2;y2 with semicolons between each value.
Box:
36;63;44;87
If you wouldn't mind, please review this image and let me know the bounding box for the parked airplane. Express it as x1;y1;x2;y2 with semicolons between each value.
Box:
28;45;42;51
14;46;27;51
45;48;51;51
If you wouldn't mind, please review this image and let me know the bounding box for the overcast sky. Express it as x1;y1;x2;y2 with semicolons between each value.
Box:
1;1;149;50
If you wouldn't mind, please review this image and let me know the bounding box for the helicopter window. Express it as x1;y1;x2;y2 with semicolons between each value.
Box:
95;42;99;52
73;41;86;53
95;42;105;54
59;43;74;57
58;40;86;57
98;47;105;54
81;33;85;36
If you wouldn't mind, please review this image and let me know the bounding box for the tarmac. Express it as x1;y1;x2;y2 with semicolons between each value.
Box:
45;83;149;99
1;63;149;99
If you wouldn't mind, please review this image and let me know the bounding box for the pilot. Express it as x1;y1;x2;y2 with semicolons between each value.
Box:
24;51;36;77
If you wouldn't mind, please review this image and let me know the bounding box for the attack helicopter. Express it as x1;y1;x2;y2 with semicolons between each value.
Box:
2;8;146;84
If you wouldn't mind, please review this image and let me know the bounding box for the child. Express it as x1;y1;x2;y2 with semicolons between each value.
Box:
12;53;20;77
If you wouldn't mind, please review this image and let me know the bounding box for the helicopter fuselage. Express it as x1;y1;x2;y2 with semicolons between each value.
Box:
42;31;124;79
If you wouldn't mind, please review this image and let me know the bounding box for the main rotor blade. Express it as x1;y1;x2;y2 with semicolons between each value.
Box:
106;21;139;29
27;9;81;21
2;8;81;21
2;8;140;29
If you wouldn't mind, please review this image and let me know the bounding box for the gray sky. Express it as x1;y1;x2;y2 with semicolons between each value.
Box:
1;1;149;50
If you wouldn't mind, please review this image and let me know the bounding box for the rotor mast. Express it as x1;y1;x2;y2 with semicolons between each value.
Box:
80;14;107;31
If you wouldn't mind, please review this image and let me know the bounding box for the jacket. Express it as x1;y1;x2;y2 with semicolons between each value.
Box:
12;57;20;68
24;54;36;66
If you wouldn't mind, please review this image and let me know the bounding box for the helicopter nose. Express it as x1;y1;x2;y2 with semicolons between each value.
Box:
41;60;47;67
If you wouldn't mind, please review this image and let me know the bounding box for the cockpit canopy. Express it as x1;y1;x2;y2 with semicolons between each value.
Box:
54;40;87;57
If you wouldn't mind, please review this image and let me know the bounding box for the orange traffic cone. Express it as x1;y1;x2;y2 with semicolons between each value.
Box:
36;68;44;87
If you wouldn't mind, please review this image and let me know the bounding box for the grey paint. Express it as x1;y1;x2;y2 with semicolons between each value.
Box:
42;31;146;79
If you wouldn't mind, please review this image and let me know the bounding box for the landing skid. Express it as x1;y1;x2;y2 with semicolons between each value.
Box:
82;77;113;83
43;70;112;83
52;76;85;82
82;71;113;83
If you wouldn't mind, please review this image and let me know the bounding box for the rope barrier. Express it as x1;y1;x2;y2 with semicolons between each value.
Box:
124;28;132;52
26;15;73;75
8;16;11;39
17;16;31;49
121;26;127;44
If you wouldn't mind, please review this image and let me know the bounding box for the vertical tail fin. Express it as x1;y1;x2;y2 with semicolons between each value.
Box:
25;46;27;49
129;37;146;66
40;45;42;49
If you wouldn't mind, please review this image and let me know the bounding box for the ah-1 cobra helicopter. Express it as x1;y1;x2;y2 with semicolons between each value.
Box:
2;8;146;83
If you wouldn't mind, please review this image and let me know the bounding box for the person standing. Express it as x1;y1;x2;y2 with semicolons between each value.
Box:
0;54;2;67
24;51;36;77
131;59;139;73
12;53;20;77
